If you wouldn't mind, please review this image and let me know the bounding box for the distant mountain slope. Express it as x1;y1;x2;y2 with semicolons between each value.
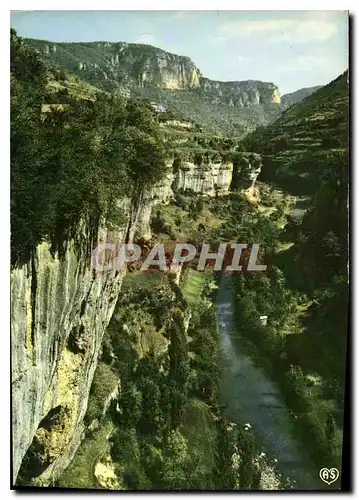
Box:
25;38;280;103
281;85;322;109
23;37;337;139
25;37;284;137
242;71;348;194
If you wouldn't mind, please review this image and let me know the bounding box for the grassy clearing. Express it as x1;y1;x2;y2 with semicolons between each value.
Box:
181;269;208;306
121;269;167;291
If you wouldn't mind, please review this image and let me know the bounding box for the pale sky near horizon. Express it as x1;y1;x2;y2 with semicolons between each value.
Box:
10;10;348;94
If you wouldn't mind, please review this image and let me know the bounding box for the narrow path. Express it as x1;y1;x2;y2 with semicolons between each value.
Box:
215;275;323;491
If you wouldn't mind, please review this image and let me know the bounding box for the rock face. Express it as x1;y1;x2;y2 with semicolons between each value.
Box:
11;193;155;484
173;161;233;196
11;223;128;484
199;78;281;107
138;52;200;90
26;38;280;108
231;153;262;191
106;42;202;90
94;455;121;490
128;159;234;240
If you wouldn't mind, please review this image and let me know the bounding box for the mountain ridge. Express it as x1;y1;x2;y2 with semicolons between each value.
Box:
242;70;348;194
24;36;338;138
25;37;280;103
281;85;322;109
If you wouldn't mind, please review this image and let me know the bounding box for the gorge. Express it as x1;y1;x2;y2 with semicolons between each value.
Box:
11;29;349;491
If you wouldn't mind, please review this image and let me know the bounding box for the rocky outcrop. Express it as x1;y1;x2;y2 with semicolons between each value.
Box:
199;78;281;107
94;455;121;490
27;38;280;108
231;153;262;191
132;159;236;239
135;51;200;90
102;381;121;419
28;39;201;92
166;154;261;198
12;224;127;484
147;155;261;214
173;161;233;196
160;119;195;130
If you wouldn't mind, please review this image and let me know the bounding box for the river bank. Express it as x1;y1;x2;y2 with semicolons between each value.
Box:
215;275;324;490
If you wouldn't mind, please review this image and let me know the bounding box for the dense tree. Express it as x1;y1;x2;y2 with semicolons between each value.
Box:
213;418;236;490
237;427;258;489
167;312;189;428
11;29;166;264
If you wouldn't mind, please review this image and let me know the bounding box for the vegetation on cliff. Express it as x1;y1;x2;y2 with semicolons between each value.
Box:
242;71;348;193
57;271;263;490
11;29;166;265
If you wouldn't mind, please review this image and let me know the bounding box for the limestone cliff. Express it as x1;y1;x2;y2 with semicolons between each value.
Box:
11;190;162;484
26;38;280;108
173;161;233;196
170;154;261;197
199;78;281;107
121;159;234;242
231;153;263;191
27;39;201;92
24;38;285;137
12;212;130;484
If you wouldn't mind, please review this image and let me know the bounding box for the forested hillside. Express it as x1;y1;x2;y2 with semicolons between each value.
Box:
242;71;348;193
232;72;349;474
281;85;322;109
11;28;166;265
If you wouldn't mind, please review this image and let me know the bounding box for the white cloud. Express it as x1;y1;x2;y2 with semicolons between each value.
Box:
277;54;344;73
270;20;338;43
216;17;339;44
211;35;227;46
278;56;325;72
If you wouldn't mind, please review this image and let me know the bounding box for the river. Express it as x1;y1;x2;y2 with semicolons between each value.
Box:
215;275;323;490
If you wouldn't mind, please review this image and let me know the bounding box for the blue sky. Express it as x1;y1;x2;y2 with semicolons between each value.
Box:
10;10;348;94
